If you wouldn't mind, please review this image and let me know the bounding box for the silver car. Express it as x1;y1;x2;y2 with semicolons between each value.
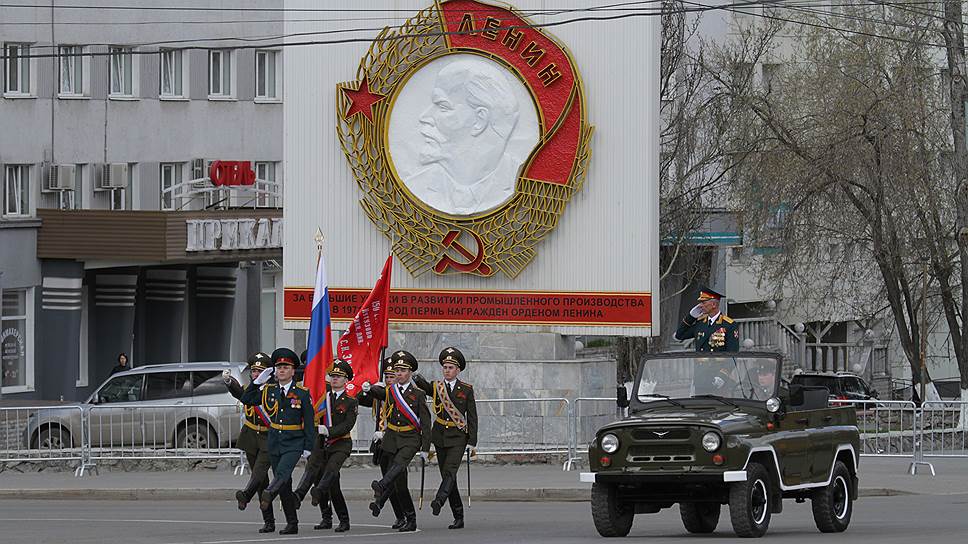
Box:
25;361;248;451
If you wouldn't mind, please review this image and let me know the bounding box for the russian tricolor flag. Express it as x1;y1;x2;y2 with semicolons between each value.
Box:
305;253;333;415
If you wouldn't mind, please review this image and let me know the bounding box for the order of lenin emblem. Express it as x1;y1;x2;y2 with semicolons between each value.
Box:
337;0;593;279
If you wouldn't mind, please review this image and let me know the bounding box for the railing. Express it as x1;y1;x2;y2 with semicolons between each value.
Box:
0;405;86;474
921;401;968;459
838;399;919;458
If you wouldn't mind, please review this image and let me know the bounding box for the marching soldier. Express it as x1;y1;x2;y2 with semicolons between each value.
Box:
674;287;740;352
222;352;276;533
292;359;357;532
241;348;316;535
357;358;407;529
413;347;478;529
361;350;431;532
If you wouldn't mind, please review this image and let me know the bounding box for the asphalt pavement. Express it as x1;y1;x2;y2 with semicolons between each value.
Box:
1;494;967;544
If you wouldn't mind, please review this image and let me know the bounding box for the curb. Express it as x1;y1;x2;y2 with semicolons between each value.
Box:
0;487;916;501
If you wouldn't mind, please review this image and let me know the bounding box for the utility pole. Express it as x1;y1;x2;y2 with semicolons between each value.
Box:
941;1;968;396
920;261;928;405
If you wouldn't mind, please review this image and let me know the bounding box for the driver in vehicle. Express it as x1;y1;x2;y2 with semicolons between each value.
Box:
693;357;739;396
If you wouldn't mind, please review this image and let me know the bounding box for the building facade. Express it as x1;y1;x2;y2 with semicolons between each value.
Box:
0;1;288;401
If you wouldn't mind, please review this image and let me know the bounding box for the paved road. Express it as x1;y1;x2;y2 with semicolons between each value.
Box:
1;494;966;544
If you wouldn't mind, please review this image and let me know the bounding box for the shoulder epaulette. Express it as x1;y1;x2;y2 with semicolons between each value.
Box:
296;384;309;391
461;381;473;389
721;315;734;324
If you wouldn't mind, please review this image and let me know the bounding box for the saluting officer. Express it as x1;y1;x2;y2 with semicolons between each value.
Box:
413;347;478;529
222;352;276;533
241;348;316;535
357;358;407;529
361;350;431;532
674;287;740;352
293;359;357;532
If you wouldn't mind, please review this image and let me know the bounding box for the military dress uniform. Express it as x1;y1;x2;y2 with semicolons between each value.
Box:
241;348;316;535
224;352;275;532
366;351;432;532
413;347;478;529
294;360;358;533
357;358;406;529
674;288;740;352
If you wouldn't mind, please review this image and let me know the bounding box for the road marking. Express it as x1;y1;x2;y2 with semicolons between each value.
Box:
0;518;393;529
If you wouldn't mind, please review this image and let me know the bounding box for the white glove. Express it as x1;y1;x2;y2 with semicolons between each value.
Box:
418;451;429;462
689;304;704;318
361;381;371;393
254;367;274;385
318;425;329;437
713;376;726;389
372;431;384;441
301;450;311;459
221;369;232;384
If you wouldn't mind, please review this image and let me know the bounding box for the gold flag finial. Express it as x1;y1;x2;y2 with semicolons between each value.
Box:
314;228;325;251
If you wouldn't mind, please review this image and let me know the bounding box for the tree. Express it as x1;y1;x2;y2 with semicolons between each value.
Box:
713;6;966;400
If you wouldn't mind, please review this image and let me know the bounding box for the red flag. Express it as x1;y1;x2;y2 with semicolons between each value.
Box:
338;254;392;397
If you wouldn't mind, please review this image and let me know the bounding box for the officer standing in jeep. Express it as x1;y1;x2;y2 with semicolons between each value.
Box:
675;287;740;353
222;352;276;533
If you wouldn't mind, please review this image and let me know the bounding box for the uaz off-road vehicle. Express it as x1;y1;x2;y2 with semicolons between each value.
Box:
581;353;859;538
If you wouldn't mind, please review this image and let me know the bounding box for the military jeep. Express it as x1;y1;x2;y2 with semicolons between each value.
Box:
581;353;859;538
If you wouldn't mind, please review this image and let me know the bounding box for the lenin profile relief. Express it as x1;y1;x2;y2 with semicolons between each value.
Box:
387;54;541;216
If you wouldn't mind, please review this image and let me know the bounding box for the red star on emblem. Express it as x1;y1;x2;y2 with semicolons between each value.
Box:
340;77;385;122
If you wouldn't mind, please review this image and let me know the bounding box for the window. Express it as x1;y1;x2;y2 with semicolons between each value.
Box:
208;49;234;98
254;162;278;207
144;371;192;400
96;374;144;403
191;371;225;397
160;49;185;98
1;289;33;392
3;165;30;217
59;45;86;96
3;43;31;95
255;50;278;100
109;46;135;97
160;163;182;210
110;187;126;210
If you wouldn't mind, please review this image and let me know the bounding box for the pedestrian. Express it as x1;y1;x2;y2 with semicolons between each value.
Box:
222;352;275;533
361;350;431;532
110;353;130;375
241;348;316;535
413;347;477;529
674;287;740;352
292;359;357;533
357;357;407;529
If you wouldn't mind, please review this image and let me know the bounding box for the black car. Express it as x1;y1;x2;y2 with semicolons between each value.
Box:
790;372;878;405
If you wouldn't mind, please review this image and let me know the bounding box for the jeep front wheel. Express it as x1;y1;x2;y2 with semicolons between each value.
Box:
680;502;720;533
728;462;772;538
811;461;852;533
591;482;633;537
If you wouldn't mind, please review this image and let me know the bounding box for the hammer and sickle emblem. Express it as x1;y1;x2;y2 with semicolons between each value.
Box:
434;230;493;276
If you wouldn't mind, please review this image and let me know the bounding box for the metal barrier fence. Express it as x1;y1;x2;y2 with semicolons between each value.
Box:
0;406;86;474
921;401;968;459
838;400;919;458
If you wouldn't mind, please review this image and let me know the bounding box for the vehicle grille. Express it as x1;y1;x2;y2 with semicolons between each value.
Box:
627;444;696;463
631;428;691;440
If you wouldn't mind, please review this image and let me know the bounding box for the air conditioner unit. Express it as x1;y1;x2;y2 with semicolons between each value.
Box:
98;163;129;189
45;164;76;191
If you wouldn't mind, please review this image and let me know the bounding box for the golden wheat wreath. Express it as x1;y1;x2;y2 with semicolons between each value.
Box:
336;1;592;279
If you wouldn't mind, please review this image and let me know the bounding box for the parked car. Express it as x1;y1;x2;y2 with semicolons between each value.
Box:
582;353;860;538
24;361;247;450
791;372;879;406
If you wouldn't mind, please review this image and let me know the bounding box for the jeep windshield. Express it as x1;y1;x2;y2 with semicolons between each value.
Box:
636;355;780;403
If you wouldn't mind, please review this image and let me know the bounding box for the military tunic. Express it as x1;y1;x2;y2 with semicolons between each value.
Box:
675;313;741;352
302;386;357;524
368;381;431;517
226;378;272;493
357;386;406;522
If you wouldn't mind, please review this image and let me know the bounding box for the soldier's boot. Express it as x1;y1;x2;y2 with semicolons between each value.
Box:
398;511;417;533
235;477;262;511
389;485;406;528
258;502;276;533
332;493;350;533
260;476;287;511
391;517;407;530
279;493;299;535
309;470;334;506
449;507;465;530
313;514;332;531
292;469;316;507
370;464;406;516
430;475;454;516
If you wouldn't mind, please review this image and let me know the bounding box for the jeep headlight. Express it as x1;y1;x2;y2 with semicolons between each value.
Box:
766;397;781;413
701;431;721;452
600;433;620;454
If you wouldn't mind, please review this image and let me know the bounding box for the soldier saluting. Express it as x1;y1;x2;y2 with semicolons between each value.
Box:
222;352;276;533
361;350;431;532
241;348;316;535
674;287;740;352
357;358;407;529
413;347;478;529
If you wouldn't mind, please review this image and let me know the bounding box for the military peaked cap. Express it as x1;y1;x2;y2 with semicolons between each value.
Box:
439;347;466;371
697;287;725;301
271;347;301;368
391;350;418;372
247;351;271;370
328;359;354;380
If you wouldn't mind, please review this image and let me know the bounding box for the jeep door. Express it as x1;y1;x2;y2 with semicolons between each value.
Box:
88;373;145;447
772;408;813;486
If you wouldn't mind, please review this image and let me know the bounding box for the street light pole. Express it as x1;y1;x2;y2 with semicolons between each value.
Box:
920;261;928;404
0;270;4;400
